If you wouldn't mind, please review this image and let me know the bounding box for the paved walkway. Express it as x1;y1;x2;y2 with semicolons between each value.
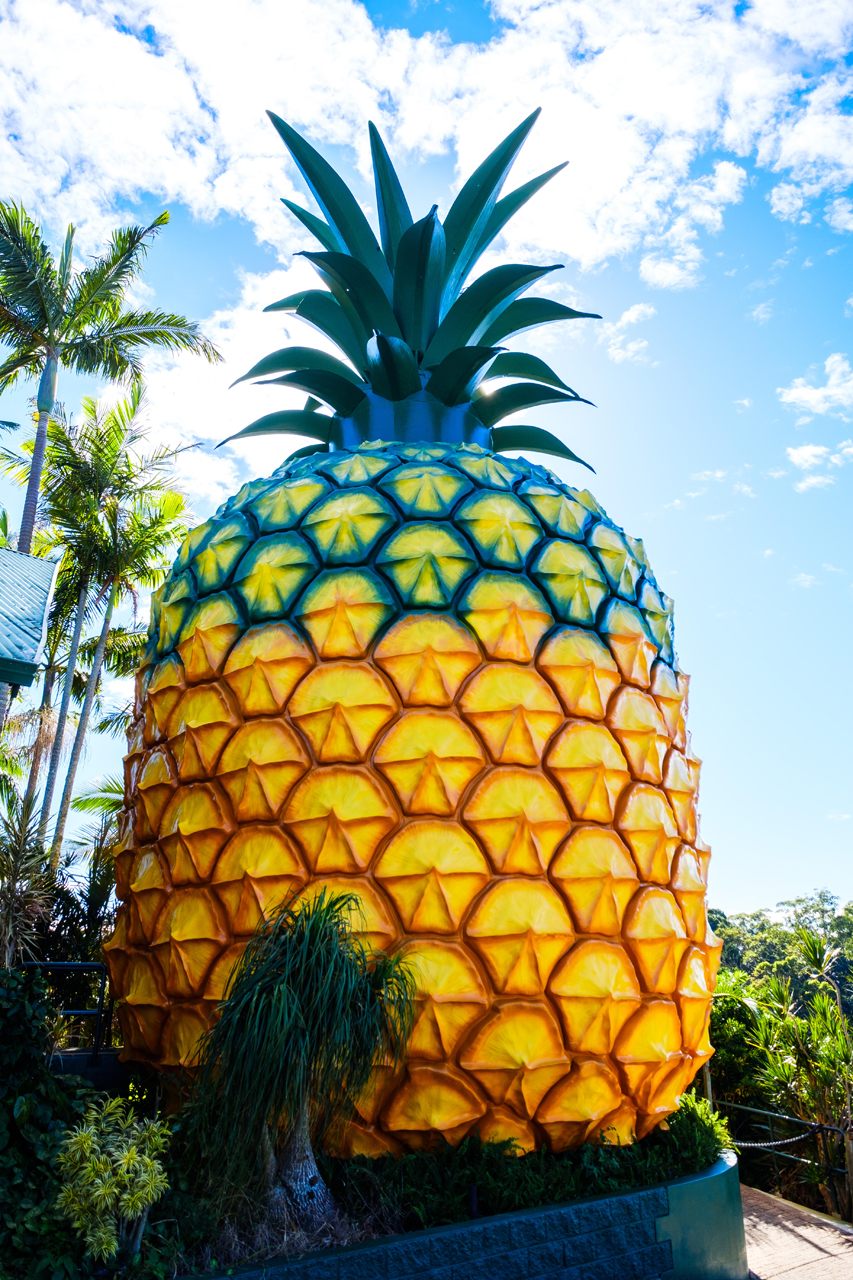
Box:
743;1186;853;1278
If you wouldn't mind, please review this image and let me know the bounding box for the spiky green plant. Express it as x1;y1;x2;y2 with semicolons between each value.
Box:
186;890;415;1227
226;109;599;465
57;1096;169;1263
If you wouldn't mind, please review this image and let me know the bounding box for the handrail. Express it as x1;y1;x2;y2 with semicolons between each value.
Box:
19;960;113;1059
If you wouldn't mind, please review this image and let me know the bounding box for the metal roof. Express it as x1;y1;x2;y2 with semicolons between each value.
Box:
0;547;59;686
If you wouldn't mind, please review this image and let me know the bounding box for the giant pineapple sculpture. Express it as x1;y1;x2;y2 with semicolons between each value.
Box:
105;110;720;1155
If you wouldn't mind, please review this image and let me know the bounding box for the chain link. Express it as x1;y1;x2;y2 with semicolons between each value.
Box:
735;1127;824;1150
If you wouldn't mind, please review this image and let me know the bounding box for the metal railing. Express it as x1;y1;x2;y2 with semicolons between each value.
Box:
21;960;114;1059
716;1098;850;1219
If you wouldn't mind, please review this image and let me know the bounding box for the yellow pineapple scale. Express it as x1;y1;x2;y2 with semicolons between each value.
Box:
106;444;720;1155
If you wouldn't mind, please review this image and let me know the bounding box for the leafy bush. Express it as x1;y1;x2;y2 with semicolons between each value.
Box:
323;1094;731;1233
57;1096;170;1264
0;968;91;1279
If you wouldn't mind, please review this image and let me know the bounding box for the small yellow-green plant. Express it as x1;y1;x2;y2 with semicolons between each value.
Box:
56;1095;170;1262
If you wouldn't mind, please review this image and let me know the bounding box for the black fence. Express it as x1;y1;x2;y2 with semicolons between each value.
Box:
716;1098;851;1220
21;959;114;1058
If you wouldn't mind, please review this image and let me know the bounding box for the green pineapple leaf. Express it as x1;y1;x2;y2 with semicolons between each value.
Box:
366;334;421;400
393;207;446;354
268;112;391;293
281;199;346;253
257;369;366;416
369;122;414;270
473;381;591;427
232;345;362;388
483;351;578;393
219;409;334;447
481;296;601;345
442;109;541;308
263;290;369;370
474;162;568;261
425;346;502;405
287;442;329;461
301;250;403;340
424;263;560;366
491;423;595;470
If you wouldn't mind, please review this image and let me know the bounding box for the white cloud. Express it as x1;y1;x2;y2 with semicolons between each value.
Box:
826;197;853;232
733;481;756;497
0;0;850;288
767;468;787;478
795;474;835;492
734;398;752;411
598;302;656;364
786;443;831;469
778;354;853;417
750;301;774;324
693;469;727;482
791;572;818;587
762;548;774;557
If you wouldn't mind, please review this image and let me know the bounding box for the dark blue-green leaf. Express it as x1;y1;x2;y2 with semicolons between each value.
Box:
258;369;366;416
424;346;502;405
472;381;591;427
442;109;540;309
268;112;392;293
301;251;403;340
481;296;601;345
231;345;362;388
491;424;594;471
483;351;578;394
425;263;559;367
219;410;334;447
287;442;328;462
281;200;346;253
473;163;567;261
369;122;413;270
365;333;421;400
263;290;369;370
393;207;446;354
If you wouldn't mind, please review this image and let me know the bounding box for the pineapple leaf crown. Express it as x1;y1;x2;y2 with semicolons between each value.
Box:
226;109;600;470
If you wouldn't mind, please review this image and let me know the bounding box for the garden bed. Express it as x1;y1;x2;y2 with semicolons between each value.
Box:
192;1152;748;1280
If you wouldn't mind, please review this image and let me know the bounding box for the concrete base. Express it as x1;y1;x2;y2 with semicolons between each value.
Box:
194;1152;748;1280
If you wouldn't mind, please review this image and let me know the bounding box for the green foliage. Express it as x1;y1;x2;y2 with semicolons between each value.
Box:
0;968;91;1279
183;891;416;1216
0;791;53;967
57;1097;170;1263
708;969;769;1106
324;1095;730;1232
710;890;853;1015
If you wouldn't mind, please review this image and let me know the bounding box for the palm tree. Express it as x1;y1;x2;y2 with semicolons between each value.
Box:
50;482;187;858
187;891;415;1228
2;390;183;846
0;203;219;555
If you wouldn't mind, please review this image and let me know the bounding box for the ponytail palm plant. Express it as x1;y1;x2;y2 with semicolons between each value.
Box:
187;891;415;1229
0;204;219;555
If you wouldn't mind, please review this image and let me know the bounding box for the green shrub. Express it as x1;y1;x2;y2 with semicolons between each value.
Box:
0;968;91;1279
323;1093;732;1232
57;1096;170;1264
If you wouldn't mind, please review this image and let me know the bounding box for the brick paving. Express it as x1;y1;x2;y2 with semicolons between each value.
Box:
742;1186;853;1279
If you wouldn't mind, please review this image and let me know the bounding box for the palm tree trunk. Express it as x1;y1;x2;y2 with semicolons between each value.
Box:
23;664;56;812
19;356;57;555
51;580;115;861
39;577;89;847
276;1101;336;1228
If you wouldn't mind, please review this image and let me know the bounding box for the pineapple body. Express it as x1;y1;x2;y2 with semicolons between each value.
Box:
105;439;719;1154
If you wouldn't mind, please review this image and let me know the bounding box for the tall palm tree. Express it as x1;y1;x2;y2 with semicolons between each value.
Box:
2;390;183;844
0;203;219;555
51;483;187;858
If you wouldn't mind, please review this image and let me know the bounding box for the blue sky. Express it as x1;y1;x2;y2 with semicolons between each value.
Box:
0;0;851;912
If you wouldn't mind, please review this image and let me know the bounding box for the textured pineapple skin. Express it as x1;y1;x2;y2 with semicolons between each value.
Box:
105;441;720;1154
